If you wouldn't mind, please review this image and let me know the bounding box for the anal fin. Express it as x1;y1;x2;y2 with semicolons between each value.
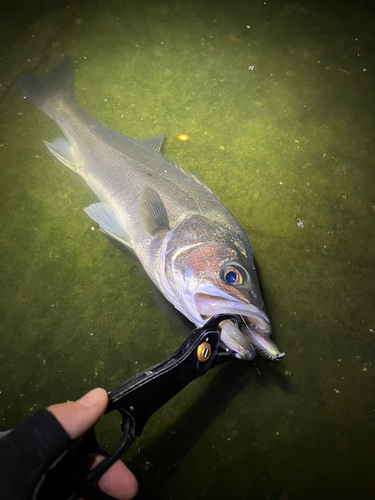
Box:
84;203;133;249
44;138;76;171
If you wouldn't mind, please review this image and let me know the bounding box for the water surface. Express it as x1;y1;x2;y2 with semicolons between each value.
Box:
0;0;374;499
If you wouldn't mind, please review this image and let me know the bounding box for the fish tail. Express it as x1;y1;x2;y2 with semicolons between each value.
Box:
17;58;75;118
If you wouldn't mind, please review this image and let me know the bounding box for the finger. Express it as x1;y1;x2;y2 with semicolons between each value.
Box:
88;454;138;500
47;388;108;440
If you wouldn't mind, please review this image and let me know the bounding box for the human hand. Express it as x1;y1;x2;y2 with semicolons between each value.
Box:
48;388;138;500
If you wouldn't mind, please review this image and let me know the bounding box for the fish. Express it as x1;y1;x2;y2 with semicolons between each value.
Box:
17;58;284;361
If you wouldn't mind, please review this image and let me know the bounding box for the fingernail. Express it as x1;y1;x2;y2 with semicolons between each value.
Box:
77;388;107;407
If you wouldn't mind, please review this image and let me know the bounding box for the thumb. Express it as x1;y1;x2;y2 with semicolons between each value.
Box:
47;388;108;440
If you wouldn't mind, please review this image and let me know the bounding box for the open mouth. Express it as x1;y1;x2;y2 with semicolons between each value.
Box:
194;292;272;335
194;293;285;361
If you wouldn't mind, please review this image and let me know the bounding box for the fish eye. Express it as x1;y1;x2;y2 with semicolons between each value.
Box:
225;270;238;284
221;265;247;286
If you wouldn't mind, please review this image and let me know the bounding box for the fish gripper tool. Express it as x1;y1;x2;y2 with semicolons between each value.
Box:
34;314;236;500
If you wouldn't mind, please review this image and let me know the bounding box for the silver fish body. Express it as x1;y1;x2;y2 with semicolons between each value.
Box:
17;58;283;360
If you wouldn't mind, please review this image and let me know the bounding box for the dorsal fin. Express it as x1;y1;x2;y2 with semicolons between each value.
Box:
133;135;165;153
170;162;214;194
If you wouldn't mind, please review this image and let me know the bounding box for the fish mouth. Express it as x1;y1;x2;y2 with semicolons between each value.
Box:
194;292;285;361
194;292;272;336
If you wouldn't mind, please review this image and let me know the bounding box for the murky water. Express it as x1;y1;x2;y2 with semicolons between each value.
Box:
1;0;374;499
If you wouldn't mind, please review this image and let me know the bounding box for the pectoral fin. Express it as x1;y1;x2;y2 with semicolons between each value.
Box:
140;187;170;236
84;202;133;249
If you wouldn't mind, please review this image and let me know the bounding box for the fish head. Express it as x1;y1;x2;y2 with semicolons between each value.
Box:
160;214;271;358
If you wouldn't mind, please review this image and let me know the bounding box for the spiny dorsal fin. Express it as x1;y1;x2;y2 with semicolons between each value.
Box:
170;162;214;194
140;187;170;236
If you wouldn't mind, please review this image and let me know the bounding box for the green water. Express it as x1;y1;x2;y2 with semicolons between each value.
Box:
0;0;374;499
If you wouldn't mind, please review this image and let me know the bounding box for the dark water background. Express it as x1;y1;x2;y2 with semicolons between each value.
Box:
0;0;374;499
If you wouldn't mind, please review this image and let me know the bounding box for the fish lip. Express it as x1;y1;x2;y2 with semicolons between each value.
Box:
194;292;272;336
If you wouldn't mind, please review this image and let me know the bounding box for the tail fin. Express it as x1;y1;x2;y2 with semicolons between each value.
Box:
17;58;75;118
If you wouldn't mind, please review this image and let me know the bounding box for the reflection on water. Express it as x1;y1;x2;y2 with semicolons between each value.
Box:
0;0;374;499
